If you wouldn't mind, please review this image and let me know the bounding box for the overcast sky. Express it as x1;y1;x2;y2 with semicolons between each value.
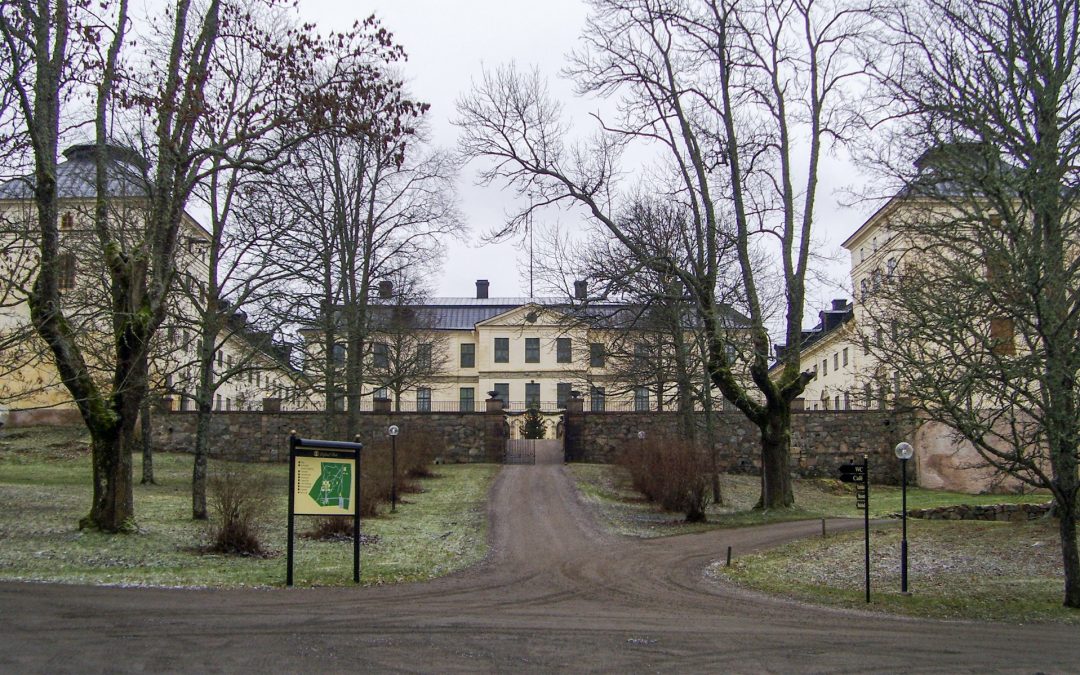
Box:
298;0;871;321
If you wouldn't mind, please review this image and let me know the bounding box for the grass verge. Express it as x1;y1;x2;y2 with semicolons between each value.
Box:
0;426;498;588
711;519;1080;624
569;462;1050;538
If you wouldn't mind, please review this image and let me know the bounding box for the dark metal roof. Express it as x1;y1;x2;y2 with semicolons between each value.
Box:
0;144;150;201
774;299;854;361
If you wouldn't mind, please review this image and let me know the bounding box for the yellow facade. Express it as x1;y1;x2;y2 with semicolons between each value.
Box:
0;145;311;423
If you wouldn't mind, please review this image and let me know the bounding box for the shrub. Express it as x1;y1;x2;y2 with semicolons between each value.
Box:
208;464;276;555
619;437;712;522
306;516;356;540
397;428;442;479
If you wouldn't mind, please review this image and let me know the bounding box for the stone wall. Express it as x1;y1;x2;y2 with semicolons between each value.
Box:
578;410;917;485
908;502;1052;522
153;411;491;463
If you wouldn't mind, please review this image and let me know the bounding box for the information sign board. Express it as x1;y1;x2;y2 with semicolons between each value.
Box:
292;451;356;516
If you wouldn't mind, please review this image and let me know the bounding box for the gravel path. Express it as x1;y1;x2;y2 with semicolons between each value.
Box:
1;446;1077;672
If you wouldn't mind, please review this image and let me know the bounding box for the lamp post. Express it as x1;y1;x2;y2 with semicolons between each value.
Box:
894;441;914;594
388;424;400;512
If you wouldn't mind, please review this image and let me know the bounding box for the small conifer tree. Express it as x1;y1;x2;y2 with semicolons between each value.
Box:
521;408;546;439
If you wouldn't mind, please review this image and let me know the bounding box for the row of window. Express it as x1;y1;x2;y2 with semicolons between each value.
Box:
459;339;606;368
401;383;622;412
814;347;851;377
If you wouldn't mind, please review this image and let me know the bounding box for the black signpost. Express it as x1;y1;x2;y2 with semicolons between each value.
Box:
838;454;870;603
287;433;364;587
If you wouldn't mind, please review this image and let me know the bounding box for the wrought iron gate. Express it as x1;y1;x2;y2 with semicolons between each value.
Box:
504;438;536;464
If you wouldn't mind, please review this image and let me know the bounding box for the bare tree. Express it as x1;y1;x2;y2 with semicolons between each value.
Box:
456;0;870;507
864;0;1080;608
279;125;461;436
181;8;416;520
0;0;411;531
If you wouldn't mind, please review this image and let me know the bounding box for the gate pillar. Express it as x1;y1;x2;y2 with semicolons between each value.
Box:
484;393;506;463
563;393;584;462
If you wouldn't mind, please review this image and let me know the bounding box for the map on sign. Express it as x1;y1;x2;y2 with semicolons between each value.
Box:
309;462;352;508
293;455;356;515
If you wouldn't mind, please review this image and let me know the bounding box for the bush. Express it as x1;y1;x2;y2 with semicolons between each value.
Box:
619;437;712;522
305;516;356;540
357;428;442;516
208;464;276;555
397;429;442;479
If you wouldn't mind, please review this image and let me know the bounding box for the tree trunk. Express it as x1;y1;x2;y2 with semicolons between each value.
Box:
757;402;794;509
192;402;213;520
140;399;155;485
1057;494;1080;608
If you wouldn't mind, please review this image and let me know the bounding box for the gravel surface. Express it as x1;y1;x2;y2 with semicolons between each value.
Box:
2;445;1078;672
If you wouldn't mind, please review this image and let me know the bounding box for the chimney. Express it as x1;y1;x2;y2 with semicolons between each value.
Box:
378;280;393;299
831;298;848;311
574;280;588;300
475;279;489;299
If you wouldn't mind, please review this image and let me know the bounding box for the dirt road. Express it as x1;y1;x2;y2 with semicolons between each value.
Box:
2;447;1077;672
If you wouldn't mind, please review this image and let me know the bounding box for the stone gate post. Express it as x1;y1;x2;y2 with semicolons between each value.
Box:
485;393;506;463
563;392;584;462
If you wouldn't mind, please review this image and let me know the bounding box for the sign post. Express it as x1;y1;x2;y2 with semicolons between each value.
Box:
286;432;364;587
838;454;870;602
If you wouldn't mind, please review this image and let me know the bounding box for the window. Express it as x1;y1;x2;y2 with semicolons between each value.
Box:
256;373;261;388
459;387;475;412
493;382;509;403
634;386;650;412
886;257;897;280
864;383;872;410
833;352;839;370
332;343;346;366
226;398;232;411
57;252;76;291
842;347;849;366
822;359;828;376
417;387;431;412
990;317;1016;356
460;343;475;368
418;343;432;370
635;343;649;367
525;337;540;363
556;337;572;363
589;343;605;368
590;386;606;412
525;382;541;409
835;395;841;410
844;391;850;410
373;342;388;369
61;213;74;230
893;371;902;400
557;382;572;408
374;387;388;400
813;364;818;376
494;337;509;363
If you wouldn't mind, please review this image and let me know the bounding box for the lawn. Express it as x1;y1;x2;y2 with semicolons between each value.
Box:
571;461;1077;624
0;426;498;588
712;519;1080;624
569;462;1050;537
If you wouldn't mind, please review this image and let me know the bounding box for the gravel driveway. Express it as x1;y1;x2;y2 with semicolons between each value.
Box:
2;445;1077;672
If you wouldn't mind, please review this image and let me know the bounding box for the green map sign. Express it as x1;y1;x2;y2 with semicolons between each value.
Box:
292;455;356;516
